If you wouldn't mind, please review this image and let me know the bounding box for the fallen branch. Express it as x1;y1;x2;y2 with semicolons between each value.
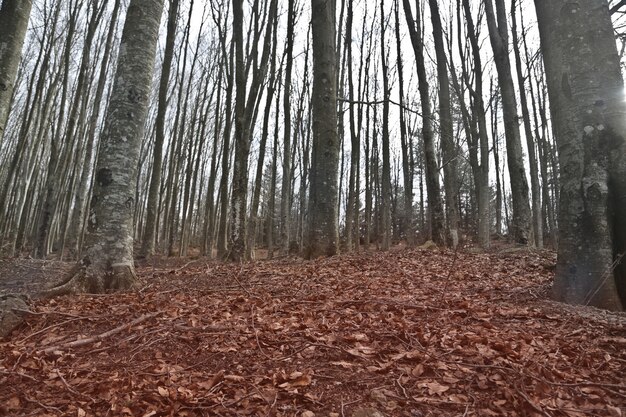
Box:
38;311;162;355
515;386;552;417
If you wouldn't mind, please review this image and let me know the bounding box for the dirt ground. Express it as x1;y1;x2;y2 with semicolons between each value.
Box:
0;247;625;416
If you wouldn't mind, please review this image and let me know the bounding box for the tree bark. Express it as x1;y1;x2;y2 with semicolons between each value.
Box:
306;0;340;258
429;0;459;248
379;0;392;251
511;0;542;248
46;0;164;295
484;0;532;244
461;0;490;249
0;0;33;143
140;0;179;258
535;0;625;310
394;0;414;247
403;0;445;245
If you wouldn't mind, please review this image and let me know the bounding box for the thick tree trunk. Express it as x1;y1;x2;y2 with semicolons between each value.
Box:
535;0;624;310
46;0;164;295
306;0;340;258
0;0;33;143
72;0;122;258
484;0;532;245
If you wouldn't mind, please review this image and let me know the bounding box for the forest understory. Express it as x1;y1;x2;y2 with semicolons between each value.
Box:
0;247;625;417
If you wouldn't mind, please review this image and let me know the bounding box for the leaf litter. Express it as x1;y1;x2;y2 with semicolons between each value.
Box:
0;248;625;416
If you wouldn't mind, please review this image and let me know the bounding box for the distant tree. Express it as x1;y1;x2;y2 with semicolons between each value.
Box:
46;0;165;295
429;0;460;248
535;0;625;310
306;0;340;258
379;0;392;251
484;0;532;244
141;0;180;258
403;0;445;245
0;0;33;143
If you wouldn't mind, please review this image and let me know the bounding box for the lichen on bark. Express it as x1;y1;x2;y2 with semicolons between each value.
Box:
45;0;165;296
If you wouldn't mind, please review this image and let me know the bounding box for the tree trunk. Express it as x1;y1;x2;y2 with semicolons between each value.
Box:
394;0;414;247
306;0;340;258
511;0;542;248
534;0;624;310
72;0;122;258
484;0;532;245
403;0;445;245
461;0;490;249
429;0;459;248
379;0;392;251
46;0;164;295
280;0;296;256
140;0;179;258
0;0;33;143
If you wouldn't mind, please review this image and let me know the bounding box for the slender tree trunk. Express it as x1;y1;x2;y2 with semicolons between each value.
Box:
216;44;235;258
379;0;392;251
247;5;279;259
429;0;459;248
267;78;282;259
280;0;296;256
491;80;503;236
403;0;445;245
345;0;358;251
484;0;532;244
394;0;414;247
461;0;490;249
141;0;180;258
511;0;542;248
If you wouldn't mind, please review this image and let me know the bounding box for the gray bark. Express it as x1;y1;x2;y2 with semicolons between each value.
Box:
306;0;340;258
462;0;490;249
535;0;625;310
140;0;179;258
47;0;164;295
0;0;33;143
380;0;392;251
511;0;542;248
429;0;459;248
403;0;445;245
280;0;296;256
484;0;532;244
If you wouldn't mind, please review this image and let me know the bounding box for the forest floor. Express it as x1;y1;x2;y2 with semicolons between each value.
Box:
0;246;625;417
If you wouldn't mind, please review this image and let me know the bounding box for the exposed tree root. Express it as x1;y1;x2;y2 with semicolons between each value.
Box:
39;260;140;298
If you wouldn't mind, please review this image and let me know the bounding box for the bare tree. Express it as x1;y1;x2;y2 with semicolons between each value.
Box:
429;0;460;248
403;0;445;245
141;0;180;258
484;0;532;244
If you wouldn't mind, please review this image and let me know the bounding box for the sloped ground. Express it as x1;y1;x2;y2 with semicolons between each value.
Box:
0;248;625;416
